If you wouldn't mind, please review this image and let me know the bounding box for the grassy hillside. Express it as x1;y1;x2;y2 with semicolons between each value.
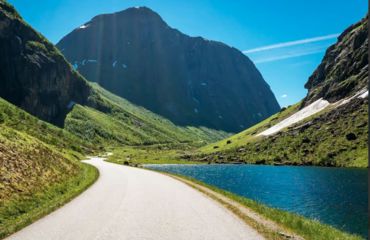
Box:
0;98;97;156
0;98;98;238
200;102;301;154
194;16;368;168
65;83;229;147
194;98;368;167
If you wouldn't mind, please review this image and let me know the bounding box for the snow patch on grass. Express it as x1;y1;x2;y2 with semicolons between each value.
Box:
258;88;368;137
258;99;330;136
336;88;368;106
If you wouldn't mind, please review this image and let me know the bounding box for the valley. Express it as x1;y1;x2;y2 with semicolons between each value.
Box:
0;0;368;239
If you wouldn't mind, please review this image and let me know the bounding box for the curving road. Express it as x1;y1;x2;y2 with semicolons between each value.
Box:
7;157;263;240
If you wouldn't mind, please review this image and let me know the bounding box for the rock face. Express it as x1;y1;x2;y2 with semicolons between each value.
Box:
0;1;91;126
57;7;280;132
303;16;368;106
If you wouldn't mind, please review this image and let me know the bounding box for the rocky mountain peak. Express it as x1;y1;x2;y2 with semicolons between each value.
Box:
302;16;368;106
57;7;280;132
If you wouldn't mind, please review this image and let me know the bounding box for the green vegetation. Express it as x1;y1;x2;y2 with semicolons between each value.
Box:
0;1;367;238
106;144;198;165
0;99;96;155
195;99;368;167
0;99;99;238
165;173;363;240
65;83;229;146
200;102;301;154
0;161;98;239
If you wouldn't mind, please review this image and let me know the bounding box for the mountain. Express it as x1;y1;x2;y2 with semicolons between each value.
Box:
56;7;280;132
0;1;92;127
0;2;227;146
303;16;368;106
195;16;368;167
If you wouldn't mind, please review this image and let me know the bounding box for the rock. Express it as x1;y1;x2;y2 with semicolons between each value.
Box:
302;149;310;156
237;148;245;152
346;133;357;141
199;157;208;162
291;121;313;133
182;154;191;159
301;137;310;144
255;159;266;164
0;2;92;126
302;16;368;106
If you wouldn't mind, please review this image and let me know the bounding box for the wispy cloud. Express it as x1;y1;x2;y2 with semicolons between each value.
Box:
243;34;339;54
253;47;325;64
281;94;288;98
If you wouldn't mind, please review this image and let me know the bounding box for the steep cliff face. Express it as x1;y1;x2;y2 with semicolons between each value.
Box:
0;1;91;126
57;7;280;132
303;16;368;106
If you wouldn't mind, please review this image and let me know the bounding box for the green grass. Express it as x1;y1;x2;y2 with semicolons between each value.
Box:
164;173;363;240
64;83;229;147
106;145;200;165
0;98;97;155
0;162;98;239
0;99;99;239
196;99;368;167
200;102;301;154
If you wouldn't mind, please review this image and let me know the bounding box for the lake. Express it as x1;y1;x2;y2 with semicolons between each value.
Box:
145;164;368;238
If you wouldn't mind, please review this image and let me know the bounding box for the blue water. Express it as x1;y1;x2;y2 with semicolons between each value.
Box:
145;164;368;238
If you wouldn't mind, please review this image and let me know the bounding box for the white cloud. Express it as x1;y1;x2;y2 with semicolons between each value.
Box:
281;94;288;98
243;34;339;54
253;47;325;64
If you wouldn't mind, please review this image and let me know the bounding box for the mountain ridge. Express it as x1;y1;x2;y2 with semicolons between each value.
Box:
0;1;93;126
302;16;368;107
57;6;280;132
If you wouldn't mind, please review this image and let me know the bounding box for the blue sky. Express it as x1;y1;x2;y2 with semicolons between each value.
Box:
8;0;367;106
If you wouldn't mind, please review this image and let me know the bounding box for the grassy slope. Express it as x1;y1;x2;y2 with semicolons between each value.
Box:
106;144;200;165
0;98;99;238
200;102;301;153
195;98;368;167
65;83;229;147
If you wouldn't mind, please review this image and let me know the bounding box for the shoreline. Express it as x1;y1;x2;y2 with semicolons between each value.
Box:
145;168;364;240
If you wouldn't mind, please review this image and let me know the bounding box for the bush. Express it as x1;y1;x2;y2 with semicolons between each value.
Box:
0;112;4;124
